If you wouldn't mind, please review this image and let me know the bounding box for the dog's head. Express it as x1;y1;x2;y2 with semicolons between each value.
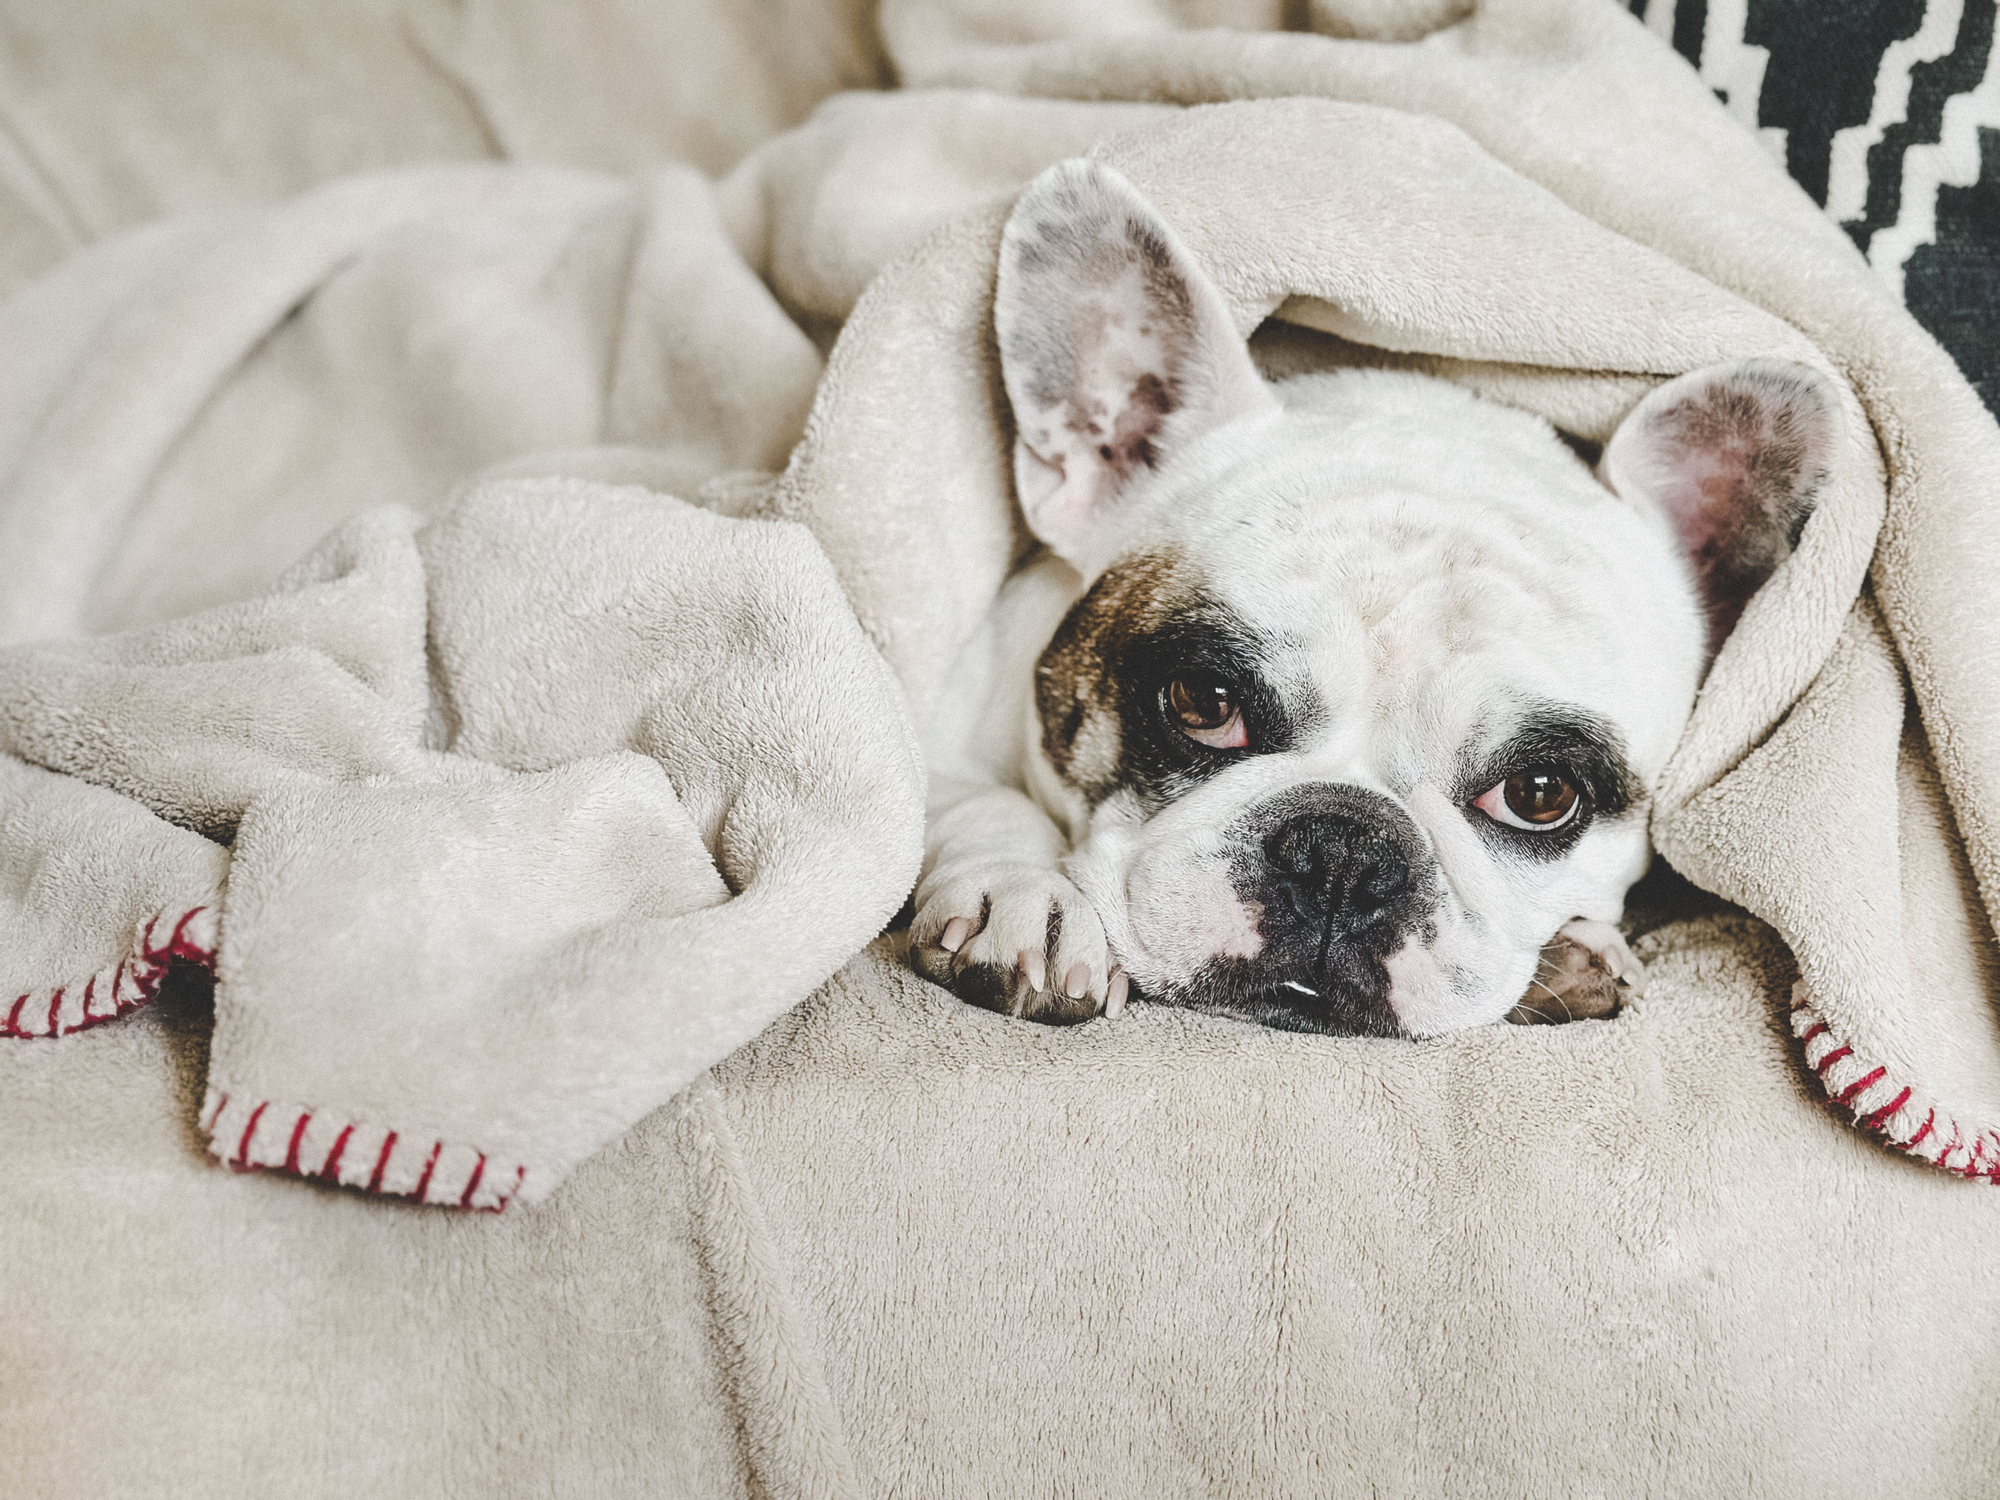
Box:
995;159;1841;1036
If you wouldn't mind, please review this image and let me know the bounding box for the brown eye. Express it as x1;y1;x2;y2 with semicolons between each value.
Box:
1165;676;1248;750
1507;771;1577;823
1473;769;1580;831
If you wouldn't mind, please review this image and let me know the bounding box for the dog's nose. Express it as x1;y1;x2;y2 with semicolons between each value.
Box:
1265;808;1414;931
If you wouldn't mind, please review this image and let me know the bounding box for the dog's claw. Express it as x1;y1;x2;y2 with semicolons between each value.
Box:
1018;947;1047;993
911;865;1113;1024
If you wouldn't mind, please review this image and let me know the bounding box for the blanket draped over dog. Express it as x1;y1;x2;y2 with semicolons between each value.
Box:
5;0;2000;1494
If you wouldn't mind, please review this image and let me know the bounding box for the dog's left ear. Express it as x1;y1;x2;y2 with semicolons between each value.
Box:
995;159;1279;565
1600;358;1842;657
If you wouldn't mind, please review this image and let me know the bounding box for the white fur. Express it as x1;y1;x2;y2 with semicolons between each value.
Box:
912;160;1829;1035
995;157;1277;564
919;368;1692;1033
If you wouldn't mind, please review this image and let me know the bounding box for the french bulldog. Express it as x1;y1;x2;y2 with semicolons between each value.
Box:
909;157;1840;1037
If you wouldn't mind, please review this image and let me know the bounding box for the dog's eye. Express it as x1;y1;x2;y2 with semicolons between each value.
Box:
1165;675;1248;749
1473;769;1580;831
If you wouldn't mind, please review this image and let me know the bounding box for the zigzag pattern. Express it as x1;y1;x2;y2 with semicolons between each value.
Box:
1632;0;2000;412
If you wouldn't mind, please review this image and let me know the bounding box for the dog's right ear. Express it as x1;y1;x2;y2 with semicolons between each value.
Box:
1600;358;1842;658
996;159;1279;566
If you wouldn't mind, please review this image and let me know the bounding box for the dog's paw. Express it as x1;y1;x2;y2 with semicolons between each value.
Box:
909;865;1128;1024
1505;917;1646;1025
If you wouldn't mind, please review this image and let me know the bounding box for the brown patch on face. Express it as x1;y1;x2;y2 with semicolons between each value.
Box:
1035;549;1200;804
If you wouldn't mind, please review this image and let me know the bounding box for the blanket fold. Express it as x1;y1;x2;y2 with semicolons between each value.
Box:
7;1;2000;1494
8;0;2000;1201
0;755;225;1038
752;25;2000;1181
2;481;924;1206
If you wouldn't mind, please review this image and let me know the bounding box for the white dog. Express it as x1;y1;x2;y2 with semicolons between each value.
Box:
910;158;1839;1037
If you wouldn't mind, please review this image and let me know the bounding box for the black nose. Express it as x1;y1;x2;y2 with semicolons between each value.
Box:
1265;807;1414;932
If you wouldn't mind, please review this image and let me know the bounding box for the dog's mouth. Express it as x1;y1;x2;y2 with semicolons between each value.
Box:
1128;966;1409;1038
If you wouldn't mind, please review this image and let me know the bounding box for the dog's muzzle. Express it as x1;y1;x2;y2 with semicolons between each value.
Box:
1207;783;1438;1035
1263;793;1419;941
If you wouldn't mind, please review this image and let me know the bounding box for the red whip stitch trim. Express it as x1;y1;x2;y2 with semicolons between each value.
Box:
204;1096;521;1212
459;1155;487;1209
1836;1066;1887;1107
412;1141;443;1204
283;1112;312;1174
2;903;218;1041
1966;1140;1985;1175
236;1102;269;1165
1908;1109;1937;1152
1939;1122;1965;1171
1860;1087;1912;1133
1793;987;1995;1185
1960;1135;1989;1181
320;1125;354;1184
367;1132;399;1194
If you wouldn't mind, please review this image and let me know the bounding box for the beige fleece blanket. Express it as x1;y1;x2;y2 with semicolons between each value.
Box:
754;83;2000;1173
6;0;2000;1495
0;160;924;1207
2;481;924;1206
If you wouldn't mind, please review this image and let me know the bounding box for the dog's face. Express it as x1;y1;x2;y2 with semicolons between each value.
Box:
995;160;1840;1036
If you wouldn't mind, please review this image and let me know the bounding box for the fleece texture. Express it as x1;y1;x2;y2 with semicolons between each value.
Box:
4;0;2000;1495
1;482;924;1205
753;83;2000;1173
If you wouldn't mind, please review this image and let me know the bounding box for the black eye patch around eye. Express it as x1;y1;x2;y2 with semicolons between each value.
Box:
1464;705;1643;858
1035;557;1310;813
1116;609;1303;806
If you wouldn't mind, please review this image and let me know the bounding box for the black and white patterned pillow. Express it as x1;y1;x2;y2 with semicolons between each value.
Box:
1630;0;2000;414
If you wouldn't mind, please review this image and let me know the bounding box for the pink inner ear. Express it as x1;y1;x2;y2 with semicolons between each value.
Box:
1601;360;1837;658
1014;437;1106;548
1656;445;1759;562
995;159;1277;566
